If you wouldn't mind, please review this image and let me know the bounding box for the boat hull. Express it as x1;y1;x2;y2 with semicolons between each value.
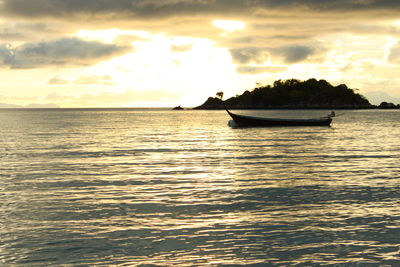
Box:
226;109;332;127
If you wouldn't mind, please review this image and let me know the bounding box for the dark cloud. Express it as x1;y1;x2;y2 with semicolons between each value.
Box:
0;0;214;19
252;0;400;13
0;44;14;65
2;0;400;20
0;21;74;42
271;45;315;63
1;1;398;53
230;47;270;64
231;45;316;64
0;38;129;68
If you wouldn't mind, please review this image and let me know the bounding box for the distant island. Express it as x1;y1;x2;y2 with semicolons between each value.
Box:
0;103;60;108
172;105;184;110
195;78;399;109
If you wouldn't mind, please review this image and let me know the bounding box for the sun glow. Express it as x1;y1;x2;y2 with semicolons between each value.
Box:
74;31;242;107
212;20;246;32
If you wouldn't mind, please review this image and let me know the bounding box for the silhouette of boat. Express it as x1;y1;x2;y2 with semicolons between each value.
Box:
226;109;333;127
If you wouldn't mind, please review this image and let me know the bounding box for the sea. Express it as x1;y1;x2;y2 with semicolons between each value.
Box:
0;108;399;266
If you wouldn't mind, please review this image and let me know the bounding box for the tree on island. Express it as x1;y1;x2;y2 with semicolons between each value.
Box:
195;78;372;109
216;91;224;100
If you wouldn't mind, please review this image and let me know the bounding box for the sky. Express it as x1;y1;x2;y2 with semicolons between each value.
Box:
1;0;400;107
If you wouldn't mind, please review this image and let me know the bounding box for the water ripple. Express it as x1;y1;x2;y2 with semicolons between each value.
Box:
1;109;400;266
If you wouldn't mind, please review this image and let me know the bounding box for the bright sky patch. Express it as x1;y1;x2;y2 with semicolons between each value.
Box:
212;20;246;32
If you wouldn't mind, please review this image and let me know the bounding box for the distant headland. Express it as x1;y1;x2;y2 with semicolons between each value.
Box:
194;79;400;109
0;103;60;109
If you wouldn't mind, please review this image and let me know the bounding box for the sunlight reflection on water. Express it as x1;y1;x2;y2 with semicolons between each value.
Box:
0;109;399;266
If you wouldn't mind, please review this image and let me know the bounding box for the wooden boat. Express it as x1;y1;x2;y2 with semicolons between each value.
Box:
226;109;333;127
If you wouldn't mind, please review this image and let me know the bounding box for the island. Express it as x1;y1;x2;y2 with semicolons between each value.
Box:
0;103;60;108
195;79;374;109
172;105;184;110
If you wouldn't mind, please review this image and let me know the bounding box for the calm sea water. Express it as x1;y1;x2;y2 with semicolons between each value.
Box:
1;108;399;266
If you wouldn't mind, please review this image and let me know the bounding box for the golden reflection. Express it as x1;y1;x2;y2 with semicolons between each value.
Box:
2;109;400;266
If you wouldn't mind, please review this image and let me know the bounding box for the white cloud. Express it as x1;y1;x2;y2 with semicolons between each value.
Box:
74;75;116;86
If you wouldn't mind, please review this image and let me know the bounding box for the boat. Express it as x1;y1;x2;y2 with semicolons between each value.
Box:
226;109;334;127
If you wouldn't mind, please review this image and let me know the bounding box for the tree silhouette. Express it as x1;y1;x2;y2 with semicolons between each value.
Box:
196;78;373;109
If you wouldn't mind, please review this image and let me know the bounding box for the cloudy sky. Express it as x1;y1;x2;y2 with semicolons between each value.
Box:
1;0;400;107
